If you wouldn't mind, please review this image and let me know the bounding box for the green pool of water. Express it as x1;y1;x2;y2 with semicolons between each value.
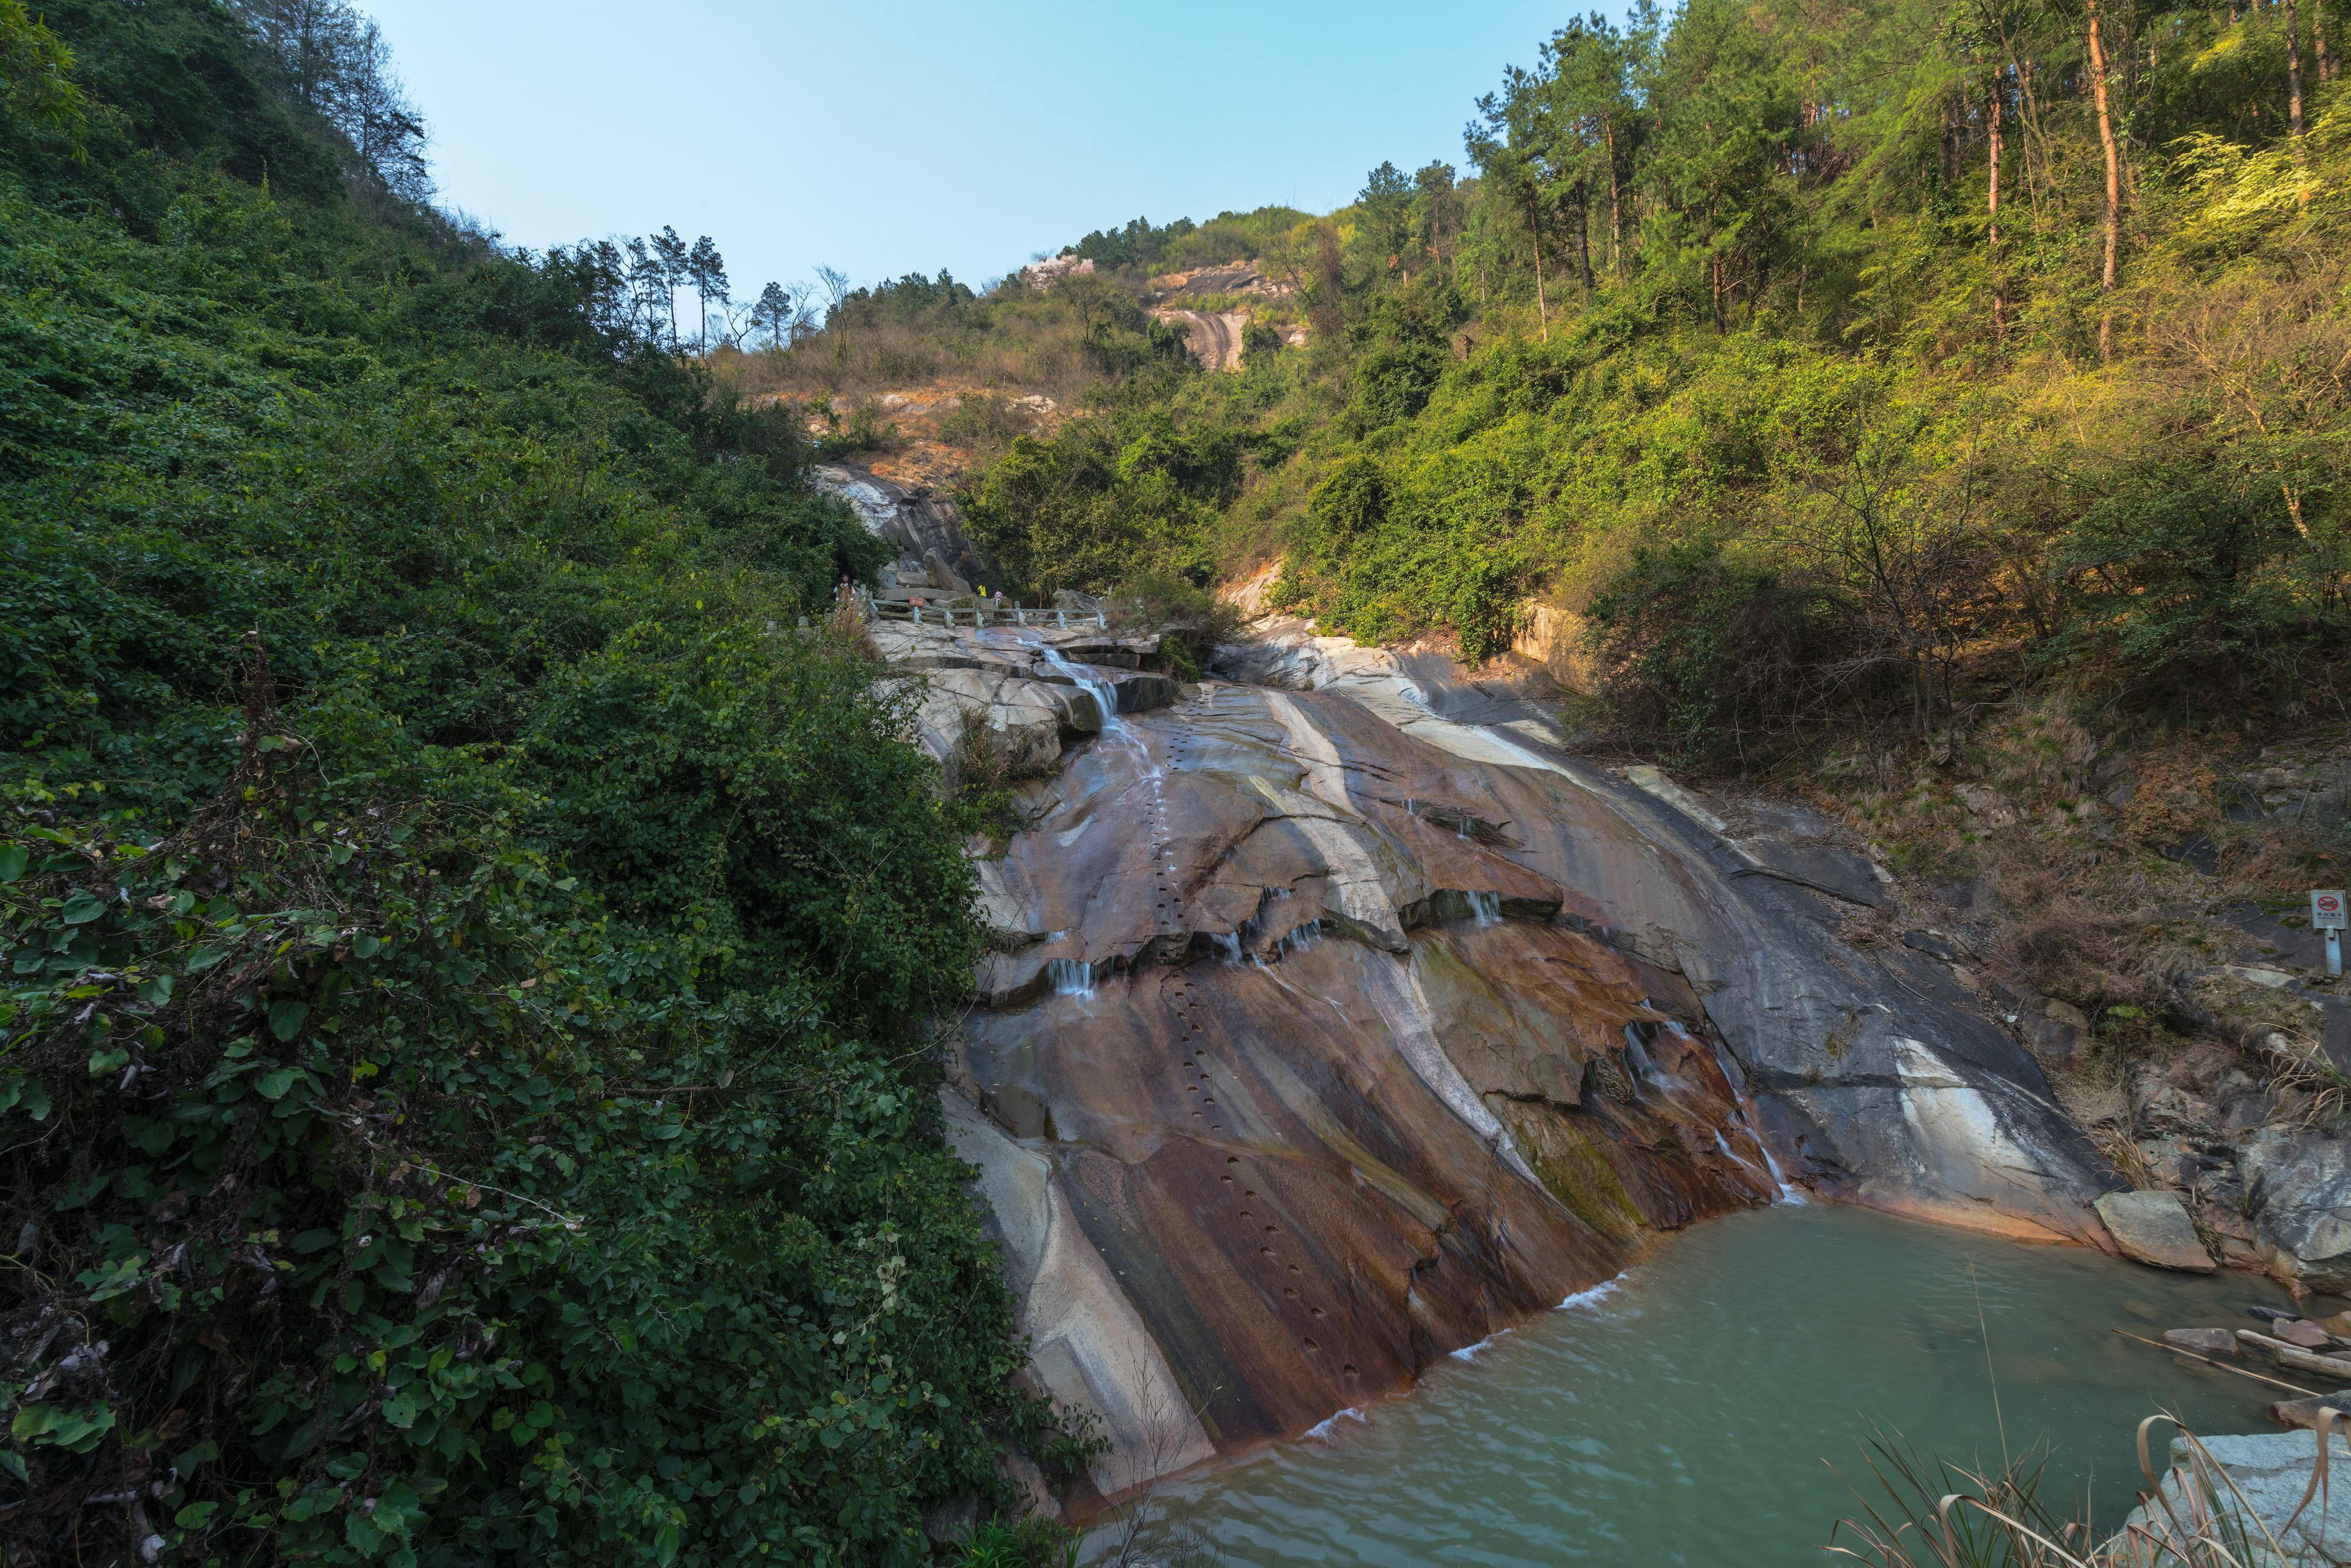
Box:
1153;1203;2317;1566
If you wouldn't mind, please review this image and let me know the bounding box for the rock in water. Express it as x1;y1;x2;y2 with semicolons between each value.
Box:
2094;1190;2218;1272
2164;1326;2239;1355
2271;1392;2351;1432
2276;1318;2336;1349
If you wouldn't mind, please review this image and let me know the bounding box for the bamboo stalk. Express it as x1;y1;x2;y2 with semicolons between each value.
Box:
2112;1330;2326;1396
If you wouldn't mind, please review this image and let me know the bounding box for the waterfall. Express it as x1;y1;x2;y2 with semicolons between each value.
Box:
1699;1031;1804;1205
1034;643;1125;739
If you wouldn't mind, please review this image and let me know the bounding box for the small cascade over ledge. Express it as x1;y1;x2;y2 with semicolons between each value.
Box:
875;607;2118;1514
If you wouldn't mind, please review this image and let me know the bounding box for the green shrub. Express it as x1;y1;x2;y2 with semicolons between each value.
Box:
0;14;1081;1560
1580;541;1854;768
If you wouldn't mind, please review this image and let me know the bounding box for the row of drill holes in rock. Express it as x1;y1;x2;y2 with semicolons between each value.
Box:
1182;981;1351;1370
1221;1154;1349;1369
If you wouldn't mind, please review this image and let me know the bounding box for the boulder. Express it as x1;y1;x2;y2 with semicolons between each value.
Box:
2277;1318;2336;1349
893;666;1101;774
2020;1009;2082;1061
923;548;972;597
2108;1430;2351;1566
920;1492;977;1548
1902;930;1960;962
2164;1326;2240;1356
812;462;989;580
2270;1392;2351;1433
2243;1131;2351;1294
2094;1190;2218;1272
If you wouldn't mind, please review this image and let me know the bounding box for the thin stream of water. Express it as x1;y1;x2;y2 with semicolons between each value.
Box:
1144;1204;2311;1567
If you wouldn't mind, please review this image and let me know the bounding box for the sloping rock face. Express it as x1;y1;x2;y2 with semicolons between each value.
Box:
813;461;990;585
942;659;2115;1499
895;618;2114;1500
952;681;1787;1490
1208;628;2115;1249
870;621;1168;770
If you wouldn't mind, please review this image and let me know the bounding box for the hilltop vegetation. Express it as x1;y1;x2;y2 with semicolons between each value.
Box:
920;0;2347;770
0;3;1080;1564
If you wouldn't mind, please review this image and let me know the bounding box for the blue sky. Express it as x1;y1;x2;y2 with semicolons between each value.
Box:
365;0;1575;303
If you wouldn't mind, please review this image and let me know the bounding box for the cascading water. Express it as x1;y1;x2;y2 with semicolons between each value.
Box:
1034;644;1128;742
1699;1030;1803;1204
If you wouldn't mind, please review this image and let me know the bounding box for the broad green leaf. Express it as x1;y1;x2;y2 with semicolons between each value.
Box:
59;890;109;924
12;1402;117;1453
256;1068;299;1100
0;845;26;882
268;999;309;1041
175;1501;218;1529
88;1047;129;1077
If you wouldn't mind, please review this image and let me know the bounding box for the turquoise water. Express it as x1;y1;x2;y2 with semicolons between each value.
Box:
1154;1204;2318;1567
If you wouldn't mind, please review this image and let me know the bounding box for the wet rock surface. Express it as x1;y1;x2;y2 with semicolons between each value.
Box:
917;619;2122;1494
871;621;1172;771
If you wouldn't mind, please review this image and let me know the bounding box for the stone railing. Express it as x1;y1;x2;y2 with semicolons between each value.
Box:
860;590;1106;631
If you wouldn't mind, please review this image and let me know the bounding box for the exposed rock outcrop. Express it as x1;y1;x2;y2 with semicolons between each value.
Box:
812;461;990;587
899;615;2120;1502
870;621;1168;772
1151;309;1248;372
2243;1130;2351;1294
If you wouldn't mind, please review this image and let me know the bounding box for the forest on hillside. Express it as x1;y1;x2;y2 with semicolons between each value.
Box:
759;0;2349;774
0;3;1087;1564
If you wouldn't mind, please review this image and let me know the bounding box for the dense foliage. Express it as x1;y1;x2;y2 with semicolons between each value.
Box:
0;4;1080;1563
964;0;2349;765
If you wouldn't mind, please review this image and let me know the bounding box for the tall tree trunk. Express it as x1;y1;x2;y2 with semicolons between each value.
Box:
1526;196;1549;341
2088;0;2122;360
1712;250;1727;334
1575;184;1596;294
2317;0;2332;81
1604;116;1624;273
2288;0;2309;179
1989;74;2005;341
